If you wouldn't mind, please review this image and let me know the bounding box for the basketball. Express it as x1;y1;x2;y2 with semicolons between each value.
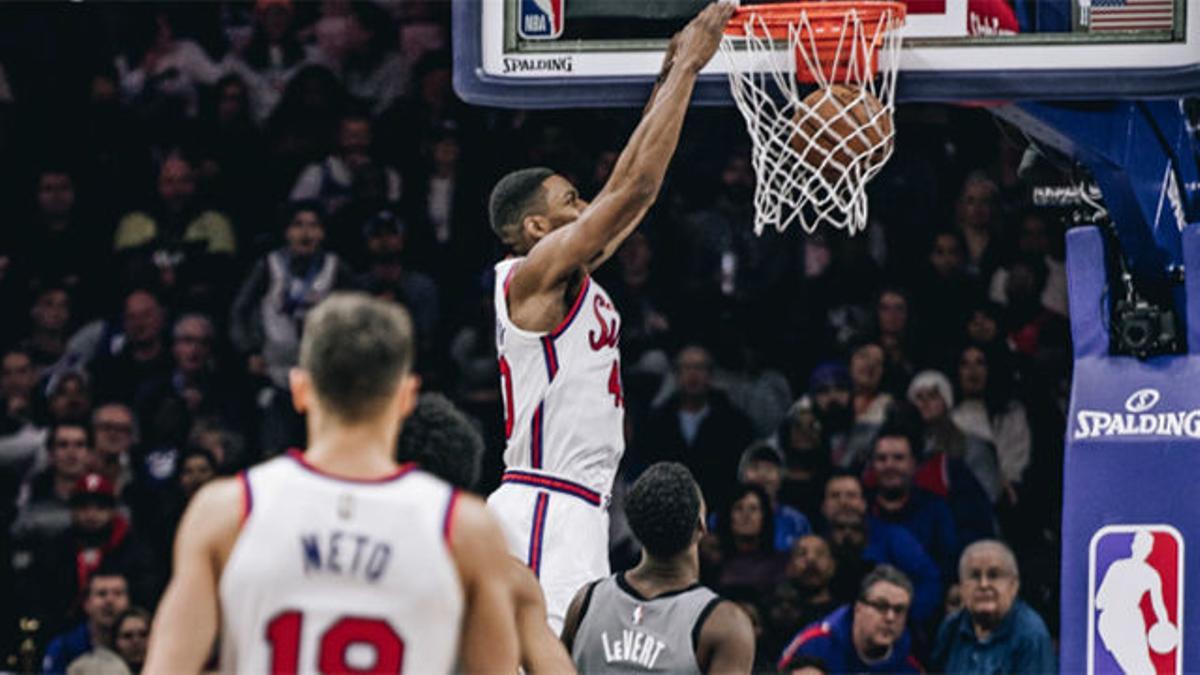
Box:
1149;622;1179;654
792;84;893;181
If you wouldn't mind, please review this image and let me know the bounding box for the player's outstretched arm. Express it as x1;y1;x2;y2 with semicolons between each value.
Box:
696;600;756;675
506;557;577;674
449;495;521;673
143;479;242;674
512;2;735;296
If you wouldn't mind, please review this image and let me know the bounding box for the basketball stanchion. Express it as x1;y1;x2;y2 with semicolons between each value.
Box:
720;2;906;235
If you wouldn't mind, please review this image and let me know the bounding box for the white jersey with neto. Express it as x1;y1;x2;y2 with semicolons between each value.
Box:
218;451;463;674
493;257;624;493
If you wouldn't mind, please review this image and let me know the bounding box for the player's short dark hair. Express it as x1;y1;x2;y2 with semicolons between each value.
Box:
299;293;415;422
396;393;483;490
625;462;702;558
488;167;553;250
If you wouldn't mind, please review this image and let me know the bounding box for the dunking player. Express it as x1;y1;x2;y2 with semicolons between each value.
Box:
562;463;755;673
145;294;518;673
486;1;736;633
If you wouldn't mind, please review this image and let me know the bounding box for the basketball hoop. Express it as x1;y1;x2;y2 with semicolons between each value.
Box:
720;1;906;235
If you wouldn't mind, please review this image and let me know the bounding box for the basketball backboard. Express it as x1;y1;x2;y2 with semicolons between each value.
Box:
453;0;1199;108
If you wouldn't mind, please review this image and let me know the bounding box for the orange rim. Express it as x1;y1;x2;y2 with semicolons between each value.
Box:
723;1;907;84
723;1;907;40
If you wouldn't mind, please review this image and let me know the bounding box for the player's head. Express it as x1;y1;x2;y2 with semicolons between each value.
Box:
291;293;419;429
396;393;484;490
625;462;705;560
489;167;588;254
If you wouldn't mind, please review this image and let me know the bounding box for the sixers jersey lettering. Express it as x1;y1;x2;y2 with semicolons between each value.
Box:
218;453;463;674
494;258;625;495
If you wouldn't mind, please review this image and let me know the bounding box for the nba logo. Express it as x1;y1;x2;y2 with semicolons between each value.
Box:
519;0;564;40
1088;525;1184;675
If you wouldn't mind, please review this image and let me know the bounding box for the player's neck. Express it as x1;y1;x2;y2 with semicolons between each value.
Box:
627;550;699;595
303;413;401;478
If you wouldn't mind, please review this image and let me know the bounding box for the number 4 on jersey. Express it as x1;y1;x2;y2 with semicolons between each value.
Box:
608;360;624;408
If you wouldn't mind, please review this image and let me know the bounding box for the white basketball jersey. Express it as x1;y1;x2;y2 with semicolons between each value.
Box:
493;258;625;494
218;452;463;674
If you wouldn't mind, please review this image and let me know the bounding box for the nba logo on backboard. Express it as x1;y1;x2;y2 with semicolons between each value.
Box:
519;0;564;40
1088;525;1184;674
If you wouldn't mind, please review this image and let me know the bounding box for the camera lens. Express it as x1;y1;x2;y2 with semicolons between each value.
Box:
1122;320;1151;349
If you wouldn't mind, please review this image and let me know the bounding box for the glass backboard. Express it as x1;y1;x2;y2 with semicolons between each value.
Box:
453;0;1199;108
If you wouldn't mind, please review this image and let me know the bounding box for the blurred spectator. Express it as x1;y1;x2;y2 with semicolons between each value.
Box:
776;397;832;519
709;484;788;598
737;442;811;552
777;565;922;674
357;209;439;361
820;471;940;623
230;201;355;453
337;1;408;115
117;9;224;121
2;348;39;427
225;0;317;123
21;285;73;376
989;209;1067;317
289;112;401;220
954;172;1003;281
89;404;136;496
912;230;984;359
720;341;794;440
807;362;852;464
112;155;237;308
951;345;1032;500
193;74;269;235
135;313;243;450
90;290;172;407
908;370;1002;503
841;342;892;469
177;447;217;501
870;287;917;397
933;540;1055;673
601;232;672;364
12;422;91;543
1000;255;1070;370
762;535;840;660
867;424;964;580
111;607;150;674
264;64;347;187
17;474;159;638
40;570;129;675
46;370;94;425
639;345;754;511
9;168;105;310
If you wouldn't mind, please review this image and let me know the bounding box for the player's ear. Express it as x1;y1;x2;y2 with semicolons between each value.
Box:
395;373;422;421
522;214;552;241
289;368;311;414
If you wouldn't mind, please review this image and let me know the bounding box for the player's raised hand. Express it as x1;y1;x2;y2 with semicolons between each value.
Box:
673;2;737;74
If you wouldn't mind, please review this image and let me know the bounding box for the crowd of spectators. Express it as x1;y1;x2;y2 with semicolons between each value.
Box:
0;1;1071;671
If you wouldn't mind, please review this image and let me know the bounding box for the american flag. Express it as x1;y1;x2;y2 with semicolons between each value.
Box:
1087;0;1175;32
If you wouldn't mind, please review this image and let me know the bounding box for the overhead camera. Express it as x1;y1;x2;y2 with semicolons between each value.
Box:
1111;298;1180;359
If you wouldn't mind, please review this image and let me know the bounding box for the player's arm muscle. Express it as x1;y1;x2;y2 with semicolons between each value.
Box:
697;601;756;675
449;495;521;673
512;3;734;296
508;558;577;674
559;581;595;654
143;479;242;674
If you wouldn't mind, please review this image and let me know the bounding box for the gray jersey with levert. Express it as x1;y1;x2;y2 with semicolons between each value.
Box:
572;573;721;674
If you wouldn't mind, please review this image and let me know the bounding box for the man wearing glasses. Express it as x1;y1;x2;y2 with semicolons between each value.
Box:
932;539;1055;673
777;565;922;673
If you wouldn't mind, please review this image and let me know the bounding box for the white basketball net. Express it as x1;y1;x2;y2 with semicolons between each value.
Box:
720;5;904;235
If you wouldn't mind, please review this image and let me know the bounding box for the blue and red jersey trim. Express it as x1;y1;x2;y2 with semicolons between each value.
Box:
502;470;602;507
286;449;416;484
541;337;559;381
442;489;460;544
238;471;253;525
530;403;545;468
527;492;550;577
549;277;591;339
